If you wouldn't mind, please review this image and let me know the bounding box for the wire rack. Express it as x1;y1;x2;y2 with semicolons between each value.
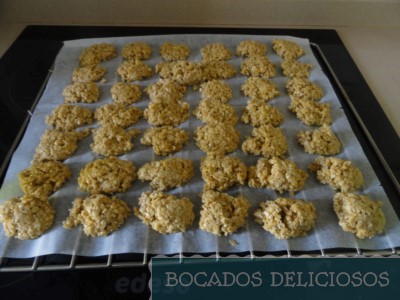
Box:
1;44;399;273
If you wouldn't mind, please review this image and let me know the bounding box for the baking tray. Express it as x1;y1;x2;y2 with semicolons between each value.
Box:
0;26;399;272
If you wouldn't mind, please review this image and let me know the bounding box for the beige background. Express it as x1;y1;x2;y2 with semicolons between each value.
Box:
0;0;399;134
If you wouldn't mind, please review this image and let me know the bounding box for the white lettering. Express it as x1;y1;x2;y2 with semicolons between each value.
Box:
378;271;390;287
315;272;328;287
222;272;236;287
236;272;251;287
194;272;207;287
165;272;178;287
363;272;378;287
179;272;193;287
251;271;263;287
270;272;284;287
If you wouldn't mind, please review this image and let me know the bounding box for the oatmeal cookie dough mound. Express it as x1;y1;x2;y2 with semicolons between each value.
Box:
122;42;152;60
63;194;131;237
272;39;305;60
72;65;106;83
46;104;93;131
240;56;276;78
111;82;142;105
79;43;117;66
200;155;247;191
91;125;140;157
286;78;323;101
309;157;364;192
241;99;284;127
201;61;236;81
242;124;287;158
134;191;194;234
281;59;313;79
156;61;203;86
78;156;137;194
0;196;55;240
95;103;143;128
138;158;194;190
145;79;186;102
199;190;250;236
288;98;331;126
117;60;153;82
241;77;279;101
195;123;240;155
236;40;267;58
333;192;385;239
19;161;72;199
34;129;90;161
297;124;341;156
144;99;189;126
248;157;308;194
254;198;317;239
140;126;189;156
63;82;100;103
201;43;232;62
193;98;238;125
160;42;190;61
199;80;232;103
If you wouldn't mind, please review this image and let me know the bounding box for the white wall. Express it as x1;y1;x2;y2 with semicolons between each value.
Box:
0;0;399;27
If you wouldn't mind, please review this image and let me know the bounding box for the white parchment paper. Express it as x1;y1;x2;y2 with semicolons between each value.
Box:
1;34;399;258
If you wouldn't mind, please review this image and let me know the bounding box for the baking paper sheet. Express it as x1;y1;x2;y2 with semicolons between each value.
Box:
1;34;400;258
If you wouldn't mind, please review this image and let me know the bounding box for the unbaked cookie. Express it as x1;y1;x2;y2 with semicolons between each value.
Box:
78;156;137;194
19;161;71;199
286;78;323;101
288;97;331;126
240;56;276;78
134;191;194;234
201;61;236;81
144;99;189;127
194;123;240;155
72;64;106;83
199;190;250;236
63;194;131;237
242;124;287;158
45;104;93;131
91;125;140;156
111;82;142;105
122;42;152;60
236;40;267;58
199;80;232;103
333;192;385;239
281;59;313;79
272;39;305;60
193;98;238;125
241;77;279;101
140;126;189;156
297;124;341;155
117;60;153;82
160;42;190;61
254;197;316;239
201;43;232;62
138;158;194;190
63;82;100;103
94;103;143;128
145;79;186;102
0;195;55;240
248;157;308;195
309;157;364;192
34;129;90;161
200;155;247;191
241;99;284;127
156;60;203;86
79;43;117;66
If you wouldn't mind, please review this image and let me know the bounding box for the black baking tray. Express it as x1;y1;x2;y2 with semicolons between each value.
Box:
0;25;399;297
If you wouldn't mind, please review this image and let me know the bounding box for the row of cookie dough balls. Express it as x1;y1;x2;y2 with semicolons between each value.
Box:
0;188;385;240
273;41;386;240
